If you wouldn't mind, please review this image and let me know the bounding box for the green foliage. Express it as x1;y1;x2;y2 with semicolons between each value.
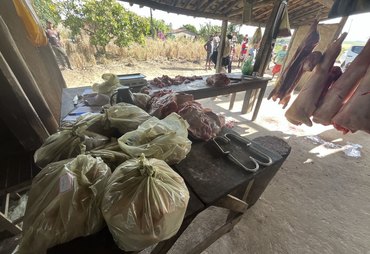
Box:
182;24;197;34
198;22;221;41
32;0;61;26
151;19;171;34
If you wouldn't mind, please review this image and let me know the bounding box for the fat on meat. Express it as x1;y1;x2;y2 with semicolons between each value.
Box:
285;33;347;126
332;65;370;134
312;38;370;125
177;101;224;141
268;20;320;108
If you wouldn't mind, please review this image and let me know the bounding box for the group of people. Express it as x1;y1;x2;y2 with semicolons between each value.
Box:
203;33;257;73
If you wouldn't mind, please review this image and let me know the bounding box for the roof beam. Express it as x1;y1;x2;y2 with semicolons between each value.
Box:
119;0;228;20
314;0;334;8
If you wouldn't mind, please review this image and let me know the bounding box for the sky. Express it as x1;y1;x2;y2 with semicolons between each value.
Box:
121;2;370;42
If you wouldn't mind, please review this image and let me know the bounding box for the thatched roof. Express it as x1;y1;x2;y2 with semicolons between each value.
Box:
120;0;334;28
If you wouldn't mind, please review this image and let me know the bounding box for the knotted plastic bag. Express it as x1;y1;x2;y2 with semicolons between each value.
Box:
34;113;108;168
102;154;189;251
104;103;151;134
118;112;191;165
18;155;111;254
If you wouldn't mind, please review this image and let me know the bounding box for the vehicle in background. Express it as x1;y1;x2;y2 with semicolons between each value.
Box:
338;45;364;70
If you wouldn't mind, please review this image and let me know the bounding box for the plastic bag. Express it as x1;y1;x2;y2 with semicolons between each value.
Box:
104;103;151;134
88;141;130;169
132;92;151;110
102;154;189;251
241;56;254;75
34;114;108;168
118;112;191;165
92;73;121;95
18;155;111;254
13;0;48;46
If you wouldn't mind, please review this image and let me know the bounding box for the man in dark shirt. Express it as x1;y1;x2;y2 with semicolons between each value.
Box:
46;20;72;70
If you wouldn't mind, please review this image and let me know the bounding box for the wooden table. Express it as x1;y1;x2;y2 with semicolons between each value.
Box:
148;73;270;120
49;129;290;254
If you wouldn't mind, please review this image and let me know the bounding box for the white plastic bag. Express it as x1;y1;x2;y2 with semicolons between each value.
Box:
102;154;189;251
18;155;111;254
104;103;151;134
118;112;191;165
34;113;108;168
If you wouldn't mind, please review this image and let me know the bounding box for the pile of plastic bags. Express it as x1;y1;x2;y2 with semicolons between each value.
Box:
21;100;192;252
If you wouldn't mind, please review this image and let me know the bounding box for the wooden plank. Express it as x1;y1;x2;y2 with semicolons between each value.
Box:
314;0;334;8
213;194;248;213
0;53;48;150
0;17;58;134
120;0;228;20
188;214;243;254
0;1;65;122
0;212;22;235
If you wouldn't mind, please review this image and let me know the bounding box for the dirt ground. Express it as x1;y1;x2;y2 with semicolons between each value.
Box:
62;61;369;253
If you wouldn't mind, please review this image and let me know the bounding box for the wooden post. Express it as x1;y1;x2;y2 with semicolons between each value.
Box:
253;0;288;75
216;20;228;73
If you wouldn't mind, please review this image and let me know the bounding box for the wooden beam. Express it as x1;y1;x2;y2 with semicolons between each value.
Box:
0;17;58;134
242;0;253;23
228;0;272;17
216;20;228;73
188;214;243;254
119;0;227;20
0;212;22;235
253;0;287;75
0;53;48;150
314;0;334;8
213;194;248;213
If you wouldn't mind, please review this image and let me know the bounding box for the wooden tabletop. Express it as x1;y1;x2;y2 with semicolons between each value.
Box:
174;128;283;205
148;74;269;100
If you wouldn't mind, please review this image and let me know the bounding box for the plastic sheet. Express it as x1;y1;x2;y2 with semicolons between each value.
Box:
18;155;111;254
102;154;189;251
118;113;191;165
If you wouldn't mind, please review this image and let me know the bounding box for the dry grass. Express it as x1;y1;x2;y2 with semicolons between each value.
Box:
63;35;214;69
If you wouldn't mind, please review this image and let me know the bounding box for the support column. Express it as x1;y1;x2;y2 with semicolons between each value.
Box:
216;20;228;73
253;0;288;76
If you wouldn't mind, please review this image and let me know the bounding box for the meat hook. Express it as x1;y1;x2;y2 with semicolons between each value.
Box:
224;133;273;167
212;136;259;173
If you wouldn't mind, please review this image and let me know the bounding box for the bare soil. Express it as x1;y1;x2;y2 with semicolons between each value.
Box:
63;61;370;254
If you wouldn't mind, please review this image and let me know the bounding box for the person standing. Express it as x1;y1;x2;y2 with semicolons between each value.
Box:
272;44;288;78
204;36;213;70
238;35;249;67
45;20;72;70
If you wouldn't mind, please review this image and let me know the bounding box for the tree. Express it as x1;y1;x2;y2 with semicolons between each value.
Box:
198;22;220;41
182;24;197;34
32;0;61;26
58;0;150;53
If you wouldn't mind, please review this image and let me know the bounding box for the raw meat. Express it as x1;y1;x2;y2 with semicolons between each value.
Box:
285;33;347;126
150;75;203;88
206;73;230;87
332;65;370;134
269;20;320;108
313;38;370;125
177;101;224;141
148;90;193;119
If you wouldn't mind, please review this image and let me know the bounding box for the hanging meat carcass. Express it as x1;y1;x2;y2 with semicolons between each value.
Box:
332;65;370;134
268;20;320;108
312;38;370;125
285;32;347;126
